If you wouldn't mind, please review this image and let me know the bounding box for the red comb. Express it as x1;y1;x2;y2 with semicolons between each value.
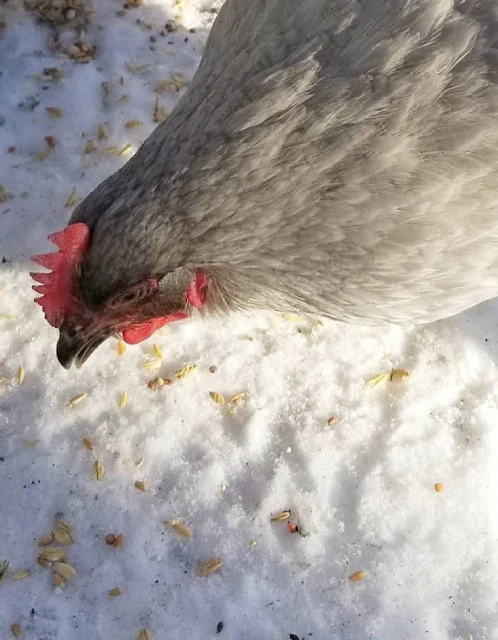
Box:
30;223;91;328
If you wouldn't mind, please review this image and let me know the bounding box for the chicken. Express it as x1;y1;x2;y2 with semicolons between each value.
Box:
31;0;498;369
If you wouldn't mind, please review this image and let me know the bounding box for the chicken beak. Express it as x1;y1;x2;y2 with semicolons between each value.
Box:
56;328;110;369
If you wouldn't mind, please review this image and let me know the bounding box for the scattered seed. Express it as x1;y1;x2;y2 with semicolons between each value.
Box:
94;460;104;481
287;521;299;534
229;392;245;404
69;393;88;408
53;562;76;580
18;365;25;385
105;533;116;546
365;372;390;388
109;587;123;596
118;143;132;156
11;569;29;581
216;621;224;634
117;340;126;355
174;365;196;379
37;557;51;568
282;313;306;322
209;391;225;405
38;533;54;546
349;570;366;581
135;457;144;468
53;572;66;589
46;107;64;118
142;359;161;370
113;534;124;548
37;145;53;161
0;185;7;202
125;120;143;129
434;482;444;493
45;135;56;149
198;558;223;577
148;377;164;389
327;416;337;426
97;123;109;140
0;561;9;584
164;519;192;539
11;624;22;639
153;96;168;123
82;438;95;451
55;519;72;533
119;391;128;409
271;510;291;522
22;440;38;447
134;480;147;492
39;547;66;563
53;528;73;545
84;139;98;154
389;368;411;382
209;365;217;374
153;344;163;359
65;188;78;207
137;630;153;640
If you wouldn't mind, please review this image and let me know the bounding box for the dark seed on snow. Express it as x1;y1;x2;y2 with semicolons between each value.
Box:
216;621;224;633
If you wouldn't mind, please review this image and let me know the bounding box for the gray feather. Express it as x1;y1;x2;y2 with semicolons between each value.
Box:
71;0;498;324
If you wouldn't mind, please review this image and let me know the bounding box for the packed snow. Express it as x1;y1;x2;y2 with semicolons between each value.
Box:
1;2;498;639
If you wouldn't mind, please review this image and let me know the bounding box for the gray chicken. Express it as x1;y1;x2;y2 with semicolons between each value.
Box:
31;0;498;368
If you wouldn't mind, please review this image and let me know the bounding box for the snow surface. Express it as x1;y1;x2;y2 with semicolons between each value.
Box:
1;2;498;639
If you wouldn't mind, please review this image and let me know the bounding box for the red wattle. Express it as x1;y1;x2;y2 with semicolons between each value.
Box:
122;312;189;344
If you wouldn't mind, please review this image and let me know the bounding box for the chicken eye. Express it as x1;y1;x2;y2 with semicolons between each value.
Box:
116;283;151;306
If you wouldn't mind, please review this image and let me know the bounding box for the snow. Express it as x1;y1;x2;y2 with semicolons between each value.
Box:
1;2;498;639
